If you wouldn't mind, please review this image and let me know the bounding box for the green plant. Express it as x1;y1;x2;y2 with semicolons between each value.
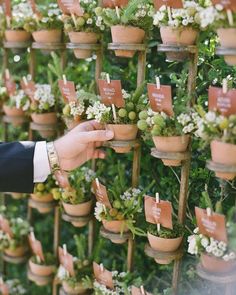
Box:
62;0;106;34
148;222;184;239
4;279;27;295
57;167;96;205
86;81;147;124
31;252;56;266
98;0;154;32
0;86;8;103
5;89;30;111
30;84;56;114
33;175;58;196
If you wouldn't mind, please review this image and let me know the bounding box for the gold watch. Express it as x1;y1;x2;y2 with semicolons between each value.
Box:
46;142;60;173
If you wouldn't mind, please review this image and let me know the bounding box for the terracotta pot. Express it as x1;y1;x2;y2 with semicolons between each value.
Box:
211;140;236;180
160;27;198;61
152;135;190;166
200;253;236;273
11;193;23;200
102;0;128;7
31;112;57;138
32;30;62;43
30;193;54;214
217;28;236;66
4;245;28;257
29;258;55;277
5;30;31;43
102;220;129;244
68;32;99;59
3;104;25;127
106;124;138;153
62;281;87;295
147;232;183;264
62;200;92;227
111;25;145;58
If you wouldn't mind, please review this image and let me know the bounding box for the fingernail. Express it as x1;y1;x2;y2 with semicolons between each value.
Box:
106;130;114;138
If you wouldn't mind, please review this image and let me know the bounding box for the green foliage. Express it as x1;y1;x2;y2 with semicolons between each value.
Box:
148;222;184;239
31;252;56;265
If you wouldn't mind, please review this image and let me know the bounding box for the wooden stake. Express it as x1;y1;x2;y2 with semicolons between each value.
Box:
227;10;234;26
100;263;104;272
63;74;67;85
140;286;146;295
106;73;111;84
23;76;28;86
63;244;67;255
5;69;10;80
222;78;228;94
112;104;117;123
71;13;77;27
206;207;212;217
167;7;172;22
156;76;161;89
156;193;161;232
115;6;120;19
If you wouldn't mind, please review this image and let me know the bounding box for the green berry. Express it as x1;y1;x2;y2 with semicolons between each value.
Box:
139;110;148;120
151;125;161;136
113;200;121;209
126;102;134;111
219;118;229;130
31;102;38;111
153;114;165;127
43;102;50;110
76;17;85;27
94;7;103;16
128;111;136;121
63;104;71;116
137;120;148;131
118;108;127;118
36;183;45;192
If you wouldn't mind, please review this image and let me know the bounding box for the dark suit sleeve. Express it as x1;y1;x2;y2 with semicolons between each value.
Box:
0;142;36;193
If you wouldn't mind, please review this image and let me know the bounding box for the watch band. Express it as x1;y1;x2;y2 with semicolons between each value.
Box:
46;142;60;173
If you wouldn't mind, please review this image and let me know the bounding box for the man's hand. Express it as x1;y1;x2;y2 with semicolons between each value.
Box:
54;120;114;171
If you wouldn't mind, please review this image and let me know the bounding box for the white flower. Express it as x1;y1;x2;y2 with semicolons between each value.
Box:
94;202;104;221
201;238;209;248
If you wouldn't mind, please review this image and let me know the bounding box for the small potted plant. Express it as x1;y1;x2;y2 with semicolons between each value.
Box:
98;0;154;57
3;89;30;126
62;88;99;130
29;253;56;283
4;1;34;43
2;279;27;294
57;235;92;294
30;83;57;138
198;4;236;65
56;167;96;227
0;212;30;258
86;84;147;153
196;107;236;180
31;3;63;43
147;222;184;264
31;175;58;214
62;0;106;59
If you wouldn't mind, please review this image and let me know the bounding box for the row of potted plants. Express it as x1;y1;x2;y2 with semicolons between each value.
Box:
2;1;236;63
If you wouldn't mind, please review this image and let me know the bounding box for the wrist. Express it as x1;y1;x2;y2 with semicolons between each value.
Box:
46;141;61;173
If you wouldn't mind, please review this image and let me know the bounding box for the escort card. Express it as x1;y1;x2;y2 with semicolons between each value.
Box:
147;83;174;116
131;286;152;295
28;234;45;262
208;86;236;116
0;216;13;238
4;0;11;17
92;180;112;209
98;79;125;108
57;0;83;15
3;72;16;95
58;79;77;103
20;80;36;102
154;0;183;10
145;196;173;229
0;280;9;295
58;246;75;276
195;207;227;243
93;262;114;290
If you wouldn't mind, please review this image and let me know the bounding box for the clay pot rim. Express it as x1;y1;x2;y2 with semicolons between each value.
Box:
211;139;236;148
62;198;92;206
147;231;183;241
33;29;62;32
5;29;31;33
160;26;198;31
111;24;145;31
29;257;55;268
153;134;190;139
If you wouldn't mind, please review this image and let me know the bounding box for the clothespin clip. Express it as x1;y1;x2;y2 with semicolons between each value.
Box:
155;193;161;232
167;7;172;22
206;207;212;217
5;69;10;80
23;76;28;86
63;244;67;255
71;13;77;26
115;6;120;19
6;16;11;28
222;78;228;94
112;104;117;123
106;73;111;84
140;286;146;295
95;178;100;190
156;76;161;90
63;74;67;85
100;263;104;272
226;9;234;26
30;230;36;241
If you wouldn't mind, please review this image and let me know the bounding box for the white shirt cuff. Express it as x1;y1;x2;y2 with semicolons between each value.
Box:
33;141;51;183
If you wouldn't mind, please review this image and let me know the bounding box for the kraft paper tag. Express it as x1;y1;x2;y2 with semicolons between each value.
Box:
102;0;128;8
208;86;236;116
3;73;16;96
0;281;9;295
28;235;45;262
93;262;114;290
29;0;42;17
57;0;83;15
98;79;125;108
147;83;174;116
195;207;227;243
4;0;11;17
58;80;77;103
154;0;183;10
20;80;36;102
131;286;152;295
212;0;236;11
145;196;173;229
0;216;13;238
92;180;112;209
58;247;75;276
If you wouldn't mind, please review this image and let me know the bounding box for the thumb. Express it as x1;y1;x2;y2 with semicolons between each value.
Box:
78;130;114;143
